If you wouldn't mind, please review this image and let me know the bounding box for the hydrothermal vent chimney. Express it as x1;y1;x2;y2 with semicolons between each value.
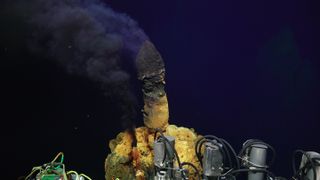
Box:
135;41;169;130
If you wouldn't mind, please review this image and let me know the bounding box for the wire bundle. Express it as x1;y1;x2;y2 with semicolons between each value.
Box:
24;152;92;180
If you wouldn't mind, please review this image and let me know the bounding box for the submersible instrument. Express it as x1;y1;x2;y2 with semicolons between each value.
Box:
153;129;200;180
293;150;320;180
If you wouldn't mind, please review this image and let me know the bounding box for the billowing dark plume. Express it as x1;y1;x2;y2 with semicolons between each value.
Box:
9;0;149;135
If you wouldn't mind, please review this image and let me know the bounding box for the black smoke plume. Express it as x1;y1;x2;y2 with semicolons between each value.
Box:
3;0;148;142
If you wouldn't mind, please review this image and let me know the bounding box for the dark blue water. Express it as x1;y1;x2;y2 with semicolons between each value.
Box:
1;0;319;179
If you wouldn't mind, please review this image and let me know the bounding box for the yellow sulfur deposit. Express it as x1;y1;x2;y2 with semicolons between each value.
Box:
105;124;202;180
142;94;169;130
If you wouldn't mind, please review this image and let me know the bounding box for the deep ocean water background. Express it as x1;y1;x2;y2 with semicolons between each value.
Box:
1;0;319;179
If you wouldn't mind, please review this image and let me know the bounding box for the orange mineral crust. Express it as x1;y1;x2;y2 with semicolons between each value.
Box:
105;125;203;180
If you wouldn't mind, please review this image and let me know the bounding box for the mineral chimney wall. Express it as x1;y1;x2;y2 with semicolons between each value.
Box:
135;41;169;130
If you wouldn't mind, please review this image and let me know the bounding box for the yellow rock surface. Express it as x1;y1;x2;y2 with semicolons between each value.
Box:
143;94;169;130
105;124;202;180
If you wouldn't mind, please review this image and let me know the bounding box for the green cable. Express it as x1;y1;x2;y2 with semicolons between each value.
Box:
51;152;64;169
60;153;64;163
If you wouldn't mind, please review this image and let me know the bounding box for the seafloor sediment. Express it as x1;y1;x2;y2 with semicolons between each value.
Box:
105;124;202;180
